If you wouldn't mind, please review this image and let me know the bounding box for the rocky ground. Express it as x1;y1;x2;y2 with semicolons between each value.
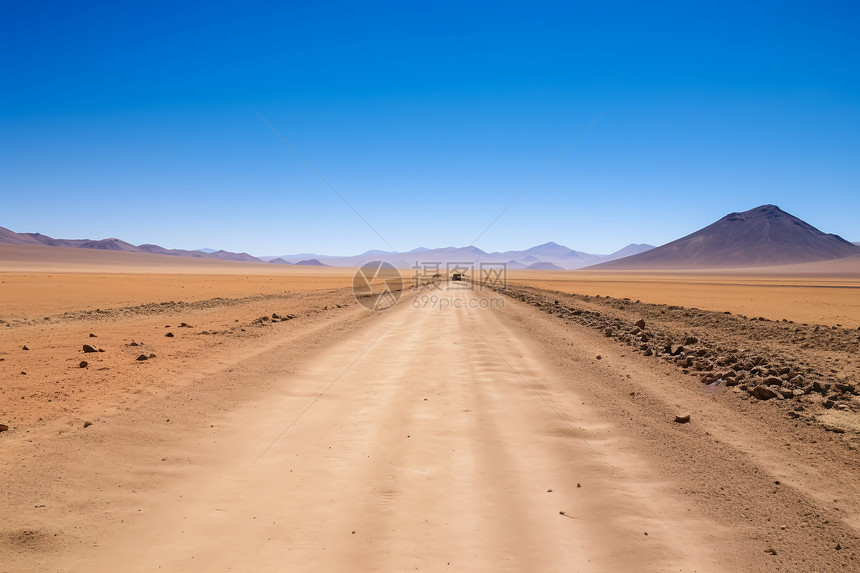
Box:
494;284;860;438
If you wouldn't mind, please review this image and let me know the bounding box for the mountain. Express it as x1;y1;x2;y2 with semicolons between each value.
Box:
209;250;261;262
0;226;264;263
854;242;860;247
525;261;565;270
269;257;293;265
600;243;655;263
273;242;638;269
76;238;139;251
589;205;860;269
295;258;327;266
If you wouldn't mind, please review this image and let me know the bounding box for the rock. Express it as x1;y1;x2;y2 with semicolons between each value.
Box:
129;341;139;346
634;319;646;329
604;327;614;337
179;322;192;328
0;424;8;432
165;332;174;337
22;345;29;350
835;383;856;394
685;336;698;345
596;355;602;360
644;348;653;357
79;361;88;368
272;313;280;319
779;388;794;399
82;344;98;353
148;353;156;359
136;354;149;361
763;376;782;385
674;414;691;424
89;333;97;337
83;421;92;428
789;375;805;386
752;386;778;400
765;547;777;555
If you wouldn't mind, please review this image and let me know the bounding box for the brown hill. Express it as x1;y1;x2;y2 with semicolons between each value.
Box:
0;226;263;263
590;205;860;269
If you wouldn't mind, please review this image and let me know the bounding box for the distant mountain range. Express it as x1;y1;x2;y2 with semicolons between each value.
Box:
0;225;653;270
262;242;655;270
2;205;857;270
0;226;263;262
591;205;860;269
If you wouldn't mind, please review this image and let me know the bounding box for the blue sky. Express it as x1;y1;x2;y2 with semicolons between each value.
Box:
2;1;858;256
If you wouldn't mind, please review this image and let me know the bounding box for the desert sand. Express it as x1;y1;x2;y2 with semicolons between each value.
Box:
1;246;858;571
509;257;860;327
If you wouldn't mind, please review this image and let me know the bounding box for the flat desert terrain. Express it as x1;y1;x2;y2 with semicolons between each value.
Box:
1;246;859;571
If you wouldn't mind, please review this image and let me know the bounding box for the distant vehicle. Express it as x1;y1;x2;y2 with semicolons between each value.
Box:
451;273;462;281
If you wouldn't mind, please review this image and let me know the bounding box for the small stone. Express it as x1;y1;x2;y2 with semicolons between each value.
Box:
752;386;778;400
836;543;842;550
0;424;8;432
22;345;29;350
596;355;602;360
635;319;646;329
136;354;149;361
547;488;553;493
149;353;156;358
129;341;139;346
765;547;777;555
79;361;88;368
576;483;581;488
89;333;96;337
674;414;691;424
83;421;92;428
82;344;98;353
165;332;174;337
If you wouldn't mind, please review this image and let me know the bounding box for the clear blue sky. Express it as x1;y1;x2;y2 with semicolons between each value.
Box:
2;1;858;256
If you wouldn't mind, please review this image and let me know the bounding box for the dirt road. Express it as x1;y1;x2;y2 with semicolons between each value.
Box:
16;288;721;572
4;286;858;572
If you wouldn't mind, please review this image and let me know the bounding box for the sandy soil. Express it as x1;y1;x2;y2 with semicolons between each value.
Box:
510;259;860;327
1;255;859;571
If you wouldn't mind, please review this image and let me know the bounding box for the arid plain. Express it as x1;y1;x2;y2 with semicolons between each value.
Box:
1;244;859;572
